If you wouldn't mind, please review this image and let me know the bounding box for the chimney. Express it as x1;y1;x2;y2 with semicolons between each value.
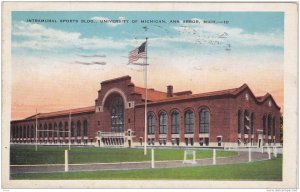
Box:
167;85;173;97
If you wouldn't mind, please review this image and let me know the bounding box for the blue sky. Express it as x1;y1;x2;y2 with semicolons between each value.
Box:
11;11;284;119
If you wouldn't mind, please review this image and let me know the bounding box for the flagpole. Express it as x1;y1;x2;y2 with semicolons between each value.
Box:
35;109;38;152
144;37;148;156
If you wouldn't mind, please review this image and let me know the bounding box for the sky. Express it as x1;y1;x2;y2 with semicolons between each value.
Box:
11;11;284;120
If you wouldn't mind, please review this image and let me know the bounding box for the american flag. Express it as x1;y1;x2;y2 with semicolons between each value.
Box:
128;41;147;64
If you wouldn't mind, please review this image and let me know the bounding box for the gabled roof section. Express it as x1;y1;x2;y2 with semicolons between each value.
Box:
256;93;281;109
24;106;95;120
101;75;131;85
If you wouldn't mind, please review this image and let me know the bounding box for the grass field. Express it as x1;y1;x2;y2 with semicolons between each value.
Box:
11;155;282;180
10;145;237;165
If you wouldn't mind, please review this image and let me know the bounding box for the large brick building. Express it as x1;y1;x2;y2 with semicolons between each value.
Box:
10;75;281;148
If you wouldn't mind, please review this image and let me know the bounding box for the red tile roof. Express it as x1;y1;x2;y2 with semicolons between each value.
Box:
25;106;95;120
133;86;168;101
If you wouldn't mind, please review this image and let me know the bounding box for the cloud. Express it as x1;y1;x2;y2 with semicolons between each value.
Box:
12;21;130;50
90;16;127;27
171;18;283;48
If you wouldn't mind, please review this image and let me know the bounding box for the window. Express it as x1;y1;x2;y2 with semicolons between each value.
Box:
83;120;88;137
65;122;69;137
39;124;42;137
159;111;168;134
31;125;34;138
263;115;266;135
268;115;272;135
238;110;242;134
77;121;81;137
184;109;194;134
23;126;26;138
54;123;58;137
147;113;155;135
111;96;124;132
200;108;210;133
71;121;75;137
59;122;63;137
44;124;48;137
244;110;249;134
49;123;52;137
171;110;180;134
26;126;30;138
273;117;276;137
251;113;254;134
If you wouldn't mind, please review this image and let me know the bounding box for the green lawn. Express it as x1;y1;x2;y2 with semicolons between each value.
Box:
11;155;282;180
10;145;237;165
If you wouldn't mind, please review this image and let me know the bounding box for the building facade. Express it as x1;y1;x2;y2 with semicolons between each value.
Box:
10;75;281;148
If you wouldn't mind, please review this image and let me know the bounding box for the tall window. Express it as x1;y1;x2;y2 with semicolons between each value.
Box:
184;109;194;134
77;121;81;137
159;111;168;134
263;115;266;135
111;96;124;132
23;126;26;138
71;121;75;137
171;110;180;134
26;126;30;138
59;122;63;137
250;112;254;134
238;110;242;134
64;122;69;137
147;113;155;135
273;117;276;136
20;126;23;138
268;115;272;135
200;108;210;133
44;124;48;137
49;123;53;137
54;123;58;137
244;110;249;134
39;124;42;137
31;125;34;138
83;120;88;137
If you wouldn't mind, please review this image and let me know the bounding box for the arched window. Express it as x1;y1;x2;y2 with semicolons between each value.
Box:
159;111;168;134
83;120;88;137
147;113;155;135
250;112;254;134
184;109;194;134
64;122;69;137
263;115;266;135
199;108;210;133
111;96;124;132
77;121;81;137
238;110;242;134
49;123;53;137
171;110;180;134
71;121;75;137
44;124;48;137
59;122;63;137
273;117;276;136
244;110;249;134
54;123;58;137
268;115;272;135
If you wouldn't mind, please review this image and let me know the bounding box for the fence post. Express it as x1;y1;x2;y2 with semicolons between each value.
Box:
184;150;186;162
193;151;196;164
213;149;216;165
248;147;251;162
273;147;277;158
151;148;155;168
268;147;271;159
65;150;69;172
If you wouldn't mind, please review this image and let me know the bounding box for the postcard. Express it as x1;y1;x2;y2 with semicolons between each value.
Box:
2;1;298;189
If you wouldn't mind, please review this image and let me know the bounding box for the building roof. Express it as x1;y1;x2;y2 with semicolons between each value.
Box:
133;86;168;101
21;106;95;121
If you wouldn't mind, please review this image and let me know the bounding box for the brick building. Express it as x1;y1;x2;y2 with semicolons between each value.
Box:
10;75;281;148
